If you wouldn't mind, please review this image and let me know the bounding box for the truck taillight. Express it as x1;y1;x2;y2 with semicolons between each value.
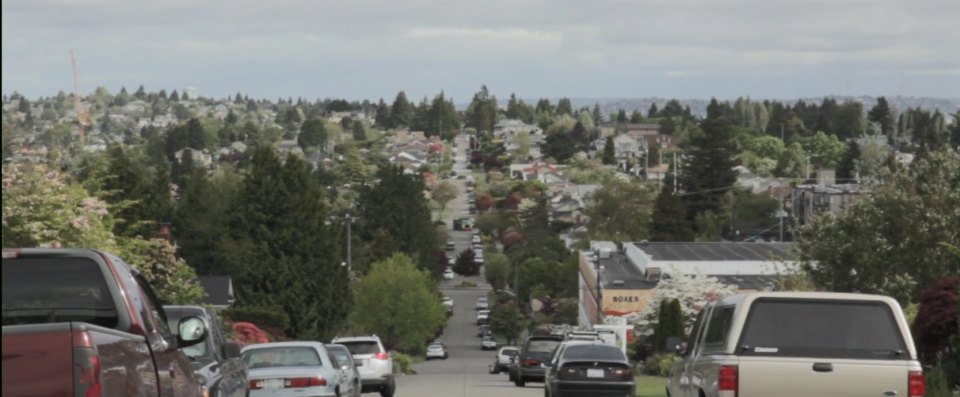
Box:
521;358;540;367
718;365;738;397
249;380;263;390
375;352;389;360
74;347;102;397
909;371;925;397
285;376;326;387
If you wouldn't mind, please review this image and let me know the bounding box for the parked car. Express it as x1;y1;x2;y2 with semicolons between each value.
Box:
326;344;363;397
447;256;456;266
667;292;924;397
426;342;449;360
476;310;491;325
330;335;395;397
242;342;354;397
445;240;456;251
511;334;565;387
475;297;489;311
490;346;520;374
164;305;248;397
443;268;455;280
472;235;482;244
477;324;492;338
2;248;208;397
543;340;635;397
481;336;498;350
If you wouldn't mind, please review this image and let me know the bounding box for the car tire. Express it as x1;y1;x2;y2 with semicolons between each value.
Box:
380;383;394;397
515;378;525;387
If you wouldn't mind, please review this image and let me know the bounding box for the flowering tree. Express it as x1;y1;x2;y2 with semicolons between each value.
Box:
3;164;117;249
628;272;738;336
3;164;205;304
232;322;271;347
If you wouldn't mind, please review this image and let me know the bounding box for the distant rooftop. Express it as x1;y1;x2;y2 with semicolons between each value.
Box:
633;242;795;262
589;251;784;291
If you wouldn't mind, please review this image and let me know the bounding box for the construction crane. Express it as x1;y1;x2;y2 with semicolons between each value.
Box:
70;50;90;146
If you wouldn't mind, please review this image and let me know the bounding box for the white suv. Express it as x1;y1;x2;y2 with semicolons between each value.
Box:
331;335;395;397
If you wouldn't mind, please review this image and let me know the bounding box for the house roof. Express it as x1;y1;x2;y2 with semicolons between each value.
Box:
198;276;235;307
634;242;796;261
590;251;785;291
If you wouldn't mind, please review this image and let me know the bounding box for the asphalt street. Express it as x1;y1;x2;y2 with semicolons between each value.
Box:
393;135;543;397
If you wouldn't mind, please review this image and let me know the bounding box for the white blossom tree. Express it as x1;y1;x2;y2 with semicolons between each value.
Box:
628;271;738;336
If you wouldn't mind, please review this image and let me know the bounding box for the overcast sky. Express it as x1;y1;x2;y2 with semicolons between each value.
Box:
3;1;958;102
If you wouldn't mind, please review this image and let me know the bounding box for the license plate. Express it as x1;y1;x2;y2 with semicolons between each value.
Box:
263;378;284;389
586;369;605;378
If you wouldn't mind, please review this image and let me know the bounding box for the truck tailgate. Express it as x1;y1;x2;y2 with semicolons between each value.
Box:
2;323;75;397
739;356;914;397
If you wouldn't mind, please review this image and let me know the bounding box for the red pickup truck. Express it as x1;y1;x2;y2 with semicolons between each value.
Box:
2;248;209;397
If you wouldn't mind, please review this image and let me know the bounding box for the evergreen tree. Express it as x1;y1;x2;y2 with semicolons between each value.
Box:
173;169;239;275
630;109;643;123
17;98;30;114
374;98;391;128
592;103;604;124
651;165;694;241
298;118;328;151
868;97;895;137
951;112;960;149
352;122;367;141
601;135;616;165
356;166;438;272
654;299;671;351
556;97;573;116
465;85;498;133
134;85;146;99
648;102;659;118
169;90;180;102
426;91;459;138
225;110;239;125
99;145;174;238
221;146;348;339
390;91;414;128
535;98;555;115
617;109;628;123
682;117;738;226
836;140;860;183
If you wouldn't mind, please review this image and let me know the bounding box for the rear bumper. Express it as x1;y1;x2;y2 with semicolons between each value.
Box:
359;376;393;392
519;366;547;381
554;380;635;397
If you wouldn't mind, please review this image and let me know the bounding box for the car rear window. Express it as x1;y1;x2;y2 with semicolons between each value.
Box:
2;257;118;328
502;349;519;356
738;299;908;359
563;345;626;361
339;341;381;355
243;346;322;368
526;339;562;353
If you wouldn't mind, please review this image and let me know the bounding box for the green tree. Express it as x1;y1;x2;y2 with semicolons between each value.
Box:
374;98;391;128
868;97;895;137
654;299;684;351
682;117;739;225
490;302;524;345
431;180;458;220
426;91;460;139
350;253;446;351
220;146;349;339
856;139;889;180
775;142;807;178
801;131;845;169
512;130;532;160
556;97;573;116
99;145;174;238
601;135;616;165
465;85;498;133
648;102;659;118
484;251;511;291
798;149;960;301
592;103;604;124
173;168;241;275
352;122;367;141
651;169;694;241
357;166;437;271
586;179;654;243
836;140;860;183
120;237;206;304
390;91;415;128
298;118;329;151
630;109;643;123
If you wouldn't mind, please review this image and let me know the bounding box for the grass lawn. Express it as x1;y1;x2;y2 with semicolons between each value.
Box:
635;376;668;397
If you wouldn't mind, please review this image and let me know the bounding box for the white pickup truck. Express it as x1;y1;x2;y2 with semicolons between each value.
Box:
667;292;924;397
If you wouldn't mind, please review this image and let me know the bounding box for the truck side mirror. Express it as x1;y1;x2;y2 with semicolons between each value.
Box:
177;316;208;348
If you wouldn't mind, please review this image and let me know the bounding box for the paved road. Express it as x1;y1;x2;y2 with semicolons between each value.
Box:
394;287;541;397
393;135;542;397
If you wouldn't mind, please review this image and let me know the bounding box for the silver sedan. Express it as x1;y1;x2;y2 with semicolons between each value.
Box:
242;342;353;397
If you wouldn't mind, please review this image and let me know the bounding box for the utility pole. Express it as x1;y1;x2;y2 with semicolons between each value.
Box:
780;123;785;142
346;213;352;275
672;151;678;194
595;251;603;325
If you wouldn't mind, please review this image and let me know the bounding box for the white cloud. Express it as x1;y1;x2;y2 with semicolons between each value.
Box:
407;27;562;44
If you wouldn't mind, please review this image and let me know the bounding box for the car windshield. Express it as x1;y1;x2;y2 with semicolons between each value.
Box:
502;349;519;356
2;257;118;328
339;341;381;355
243;346;322;368
739;299;908;359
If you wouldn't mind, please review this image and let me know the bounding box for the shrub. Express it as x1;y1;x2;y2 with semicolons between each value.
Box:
222;305;290;340
393;352;417;375
232;322;270;347
458;280;478;288
641;354;680;377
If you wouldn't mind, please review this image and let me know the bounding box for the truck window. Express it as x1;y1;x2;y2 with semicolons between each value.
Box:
703;306;736;350
685;309;707;355
2;257;118;328
738;299;907;359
